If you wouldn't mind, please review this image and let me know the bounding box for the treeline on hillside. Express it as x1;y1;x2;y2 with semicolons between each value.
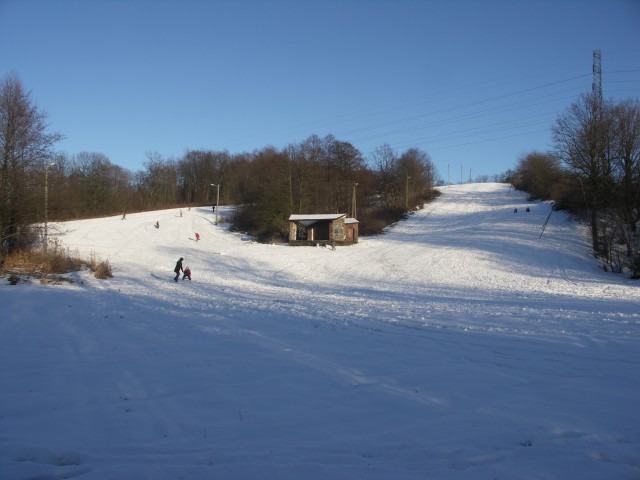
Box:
48;137;437;242
511;93;640;277
1;73;437;253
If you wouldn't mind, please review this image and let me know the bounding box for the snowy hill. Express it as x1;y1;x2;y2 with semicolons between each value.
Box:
2;183;639;479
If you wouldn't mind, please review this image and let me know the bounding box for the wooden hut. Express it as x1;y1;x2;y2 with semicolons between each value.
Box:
289;214;359;246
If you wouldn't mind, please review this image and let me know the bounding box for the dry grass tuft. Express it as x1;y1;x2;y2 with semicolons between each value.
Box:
1;243;113;284
93;259;113;279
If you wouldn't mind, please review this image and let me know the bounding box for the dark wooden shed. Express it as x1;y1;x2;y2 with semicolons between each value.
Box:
289;214;359;246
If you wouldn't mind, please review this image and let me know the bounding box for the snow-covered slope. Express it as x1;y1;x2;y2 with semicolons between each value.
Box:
1;183;639;479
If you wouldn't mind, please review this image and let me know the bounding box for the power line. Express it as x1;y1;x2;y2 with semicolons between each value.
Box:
219;56;638;158
222;71;592;151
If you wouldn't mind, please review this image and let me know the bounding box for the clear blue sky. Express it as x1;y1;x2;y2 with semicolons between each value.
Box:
2;0;639;180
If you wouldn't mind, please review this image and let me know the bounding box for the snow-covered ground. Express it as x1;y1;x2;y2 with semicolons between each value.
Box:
1;183;639;480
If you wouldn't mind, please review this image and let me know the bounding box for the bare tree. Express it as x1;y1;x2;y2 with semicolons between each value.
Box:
299;134;330;210
552;93;614;254
611;99;640;238
326;137;365;213
141;152;178;208
283;143;311;214
370;143;399;208
398;147;437;207
0;73;62;253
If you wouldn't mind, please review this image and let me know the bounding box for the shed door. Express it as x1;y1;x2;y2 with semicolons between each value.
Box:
315;221;330;240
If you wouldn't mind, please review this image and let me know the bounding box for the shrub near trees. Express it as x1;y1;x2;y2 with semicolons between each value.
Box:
511;151;565;202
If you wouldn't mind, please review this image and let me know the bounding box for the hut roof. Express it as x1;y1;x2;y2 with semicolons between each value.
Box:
289;214;346;221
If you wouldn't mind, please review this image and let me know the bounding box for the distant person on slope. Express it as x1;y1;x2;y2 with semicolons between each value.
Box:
183;266;192;281
195;232;200;242
174;257;184;282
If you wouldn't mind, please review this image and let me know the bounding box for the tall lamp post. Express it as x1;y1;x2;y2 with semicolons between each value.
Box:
44;162;56;253
405;175;411;211
352;182;358;219
210;183;220;225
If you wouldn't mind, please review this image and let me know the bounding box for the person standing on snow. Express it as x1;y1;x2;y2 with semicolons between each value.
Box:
174;257;184;282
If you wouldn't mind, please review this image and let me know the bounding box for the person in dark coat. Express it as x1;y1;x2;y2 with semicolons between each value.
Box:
183;266;192;281
174;257;184;282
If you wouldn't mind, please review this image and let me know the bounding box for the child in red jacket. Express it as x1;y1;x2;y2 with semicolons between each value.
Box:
183;266;192;281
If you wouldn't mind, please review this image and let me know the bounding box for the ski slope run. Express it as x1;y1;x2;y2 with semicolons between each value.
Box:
1;183;638;480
